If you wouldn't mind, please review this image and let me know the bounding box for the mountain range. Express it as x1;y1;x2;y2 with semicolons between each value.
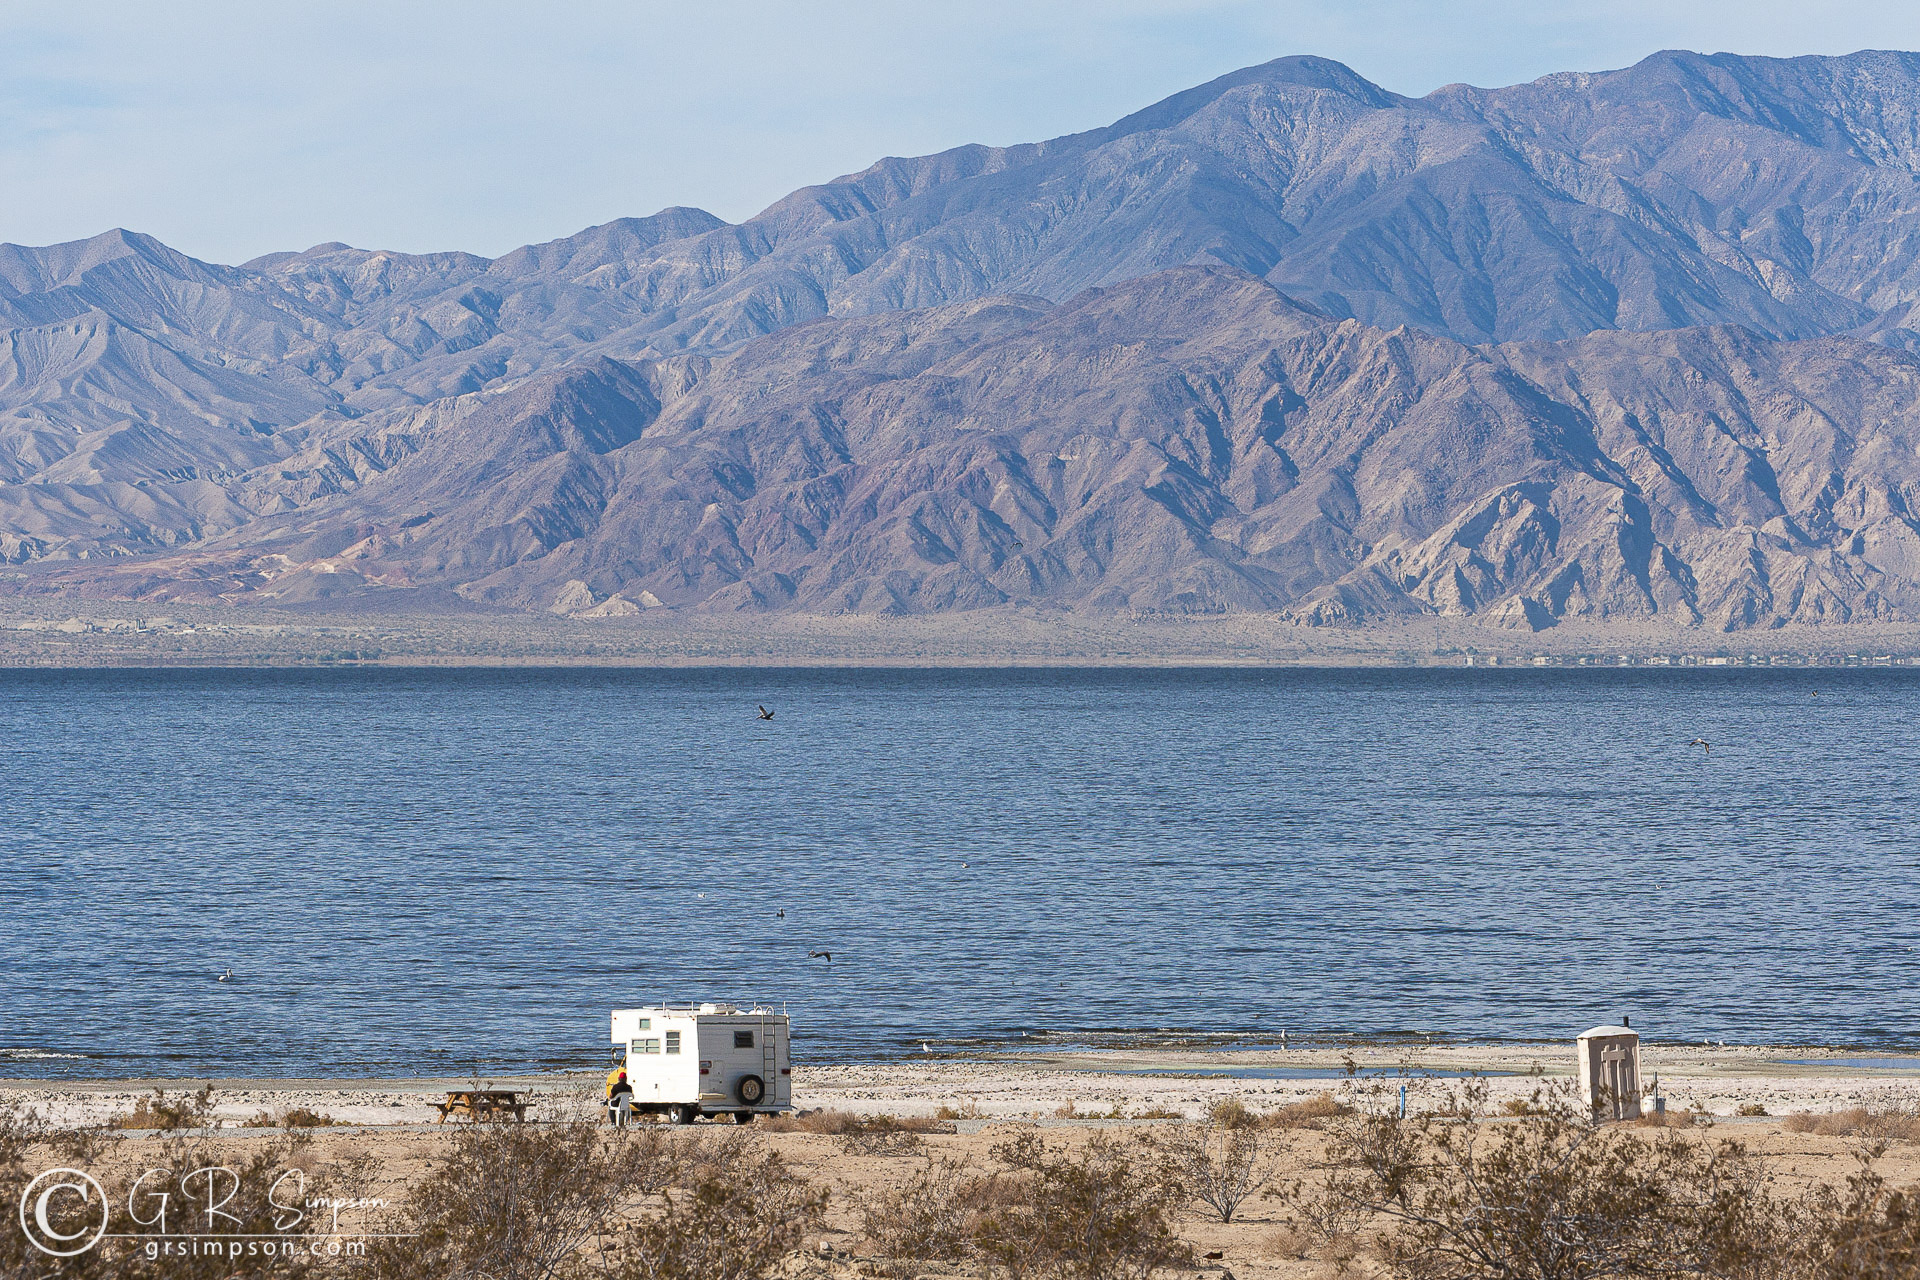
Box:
12;48;1920;630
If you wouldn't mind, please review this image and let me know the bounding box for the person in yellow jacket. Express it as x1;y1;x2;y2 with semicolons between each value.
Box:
606;1058;634;1127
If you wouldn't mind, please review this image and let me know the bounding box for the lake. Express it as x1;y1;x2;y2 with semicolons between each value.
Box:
3;666;1916;1078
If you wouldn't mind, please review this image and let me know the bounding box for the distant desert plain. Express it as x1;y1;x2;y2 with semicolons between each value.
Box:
6;600;1920;667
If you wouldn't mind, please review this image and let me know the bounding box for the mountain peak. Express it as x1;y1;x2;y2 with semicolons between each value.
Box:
1102;54;1398;140
0;227;213;297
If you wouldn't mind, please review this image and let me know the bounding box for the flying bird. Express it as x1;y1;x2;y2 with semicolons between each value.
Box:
757;705;775;720
1687;738;1711;756
807;950;832;963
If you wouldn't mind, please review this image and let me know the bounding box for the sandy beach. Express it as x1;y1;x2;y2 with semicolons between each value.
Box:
6;1042;1918;1129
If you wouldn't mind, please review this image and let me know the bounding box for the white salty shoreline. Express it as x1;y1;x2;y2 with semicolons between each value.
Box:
3;1043;1917;1129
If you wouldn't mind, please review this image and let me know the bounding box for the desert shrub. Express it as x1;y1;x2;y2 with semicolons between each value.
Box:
1738;1103;1770;1117
858;1157;1021;1272
0;1096;43;1170
1264;1091;1352;1129
678;1124;777;1188
1277;1079;1779;1279
757;1107;860;1135
0;1100;50;1278
850;1128;1187;1278
1785;1151;1920;1279
1205;1091;1351;1131
1634;1107;1707;1129
758;1109;948;1156
244;1105;337;1128
362;1118;680;1280
126;1131;376;1279
1208;1096;1253;1129
1270;1073;1920;1280
973;1130;1190;1280
834;1114;929;1156
42;1123;114;1168
758;1108;945;1137
1785;1108;1920;1143
112;1084;219;1131
618;1143;826;1280
1131;1106;1185;1120
0;1122;369;1279
1262;1224;1313;1260
1152;1116;1285;1223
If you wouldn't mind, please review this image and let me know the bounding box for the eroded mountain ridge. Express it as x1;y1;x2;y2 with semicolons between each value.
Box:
10;49;1920;630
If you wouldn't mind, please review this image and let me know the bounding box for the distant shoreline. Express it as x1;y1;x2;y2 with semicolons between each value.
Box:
4;601;1920;669
10;1040;1920;1091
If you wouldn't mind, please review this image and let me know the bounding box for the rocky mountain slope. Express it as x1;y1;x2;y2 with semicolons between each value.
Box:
12;49;1920;630
21;266;1920;631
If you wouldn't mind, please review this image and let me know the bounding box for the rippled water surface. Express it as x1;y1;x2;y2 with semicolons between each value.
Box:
4;666;1917;1078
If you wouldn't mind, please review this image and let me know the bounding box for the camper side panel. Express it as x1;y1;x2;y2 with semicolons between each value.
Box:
622;1016;699;1106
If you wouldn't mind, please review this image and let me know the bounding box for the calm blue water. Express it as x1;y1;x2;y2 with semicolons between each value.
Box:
3;667;1917;1079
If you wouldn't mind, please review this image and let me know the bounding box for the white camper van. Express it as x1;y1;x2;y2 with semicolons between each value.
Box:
610;1003;793;1123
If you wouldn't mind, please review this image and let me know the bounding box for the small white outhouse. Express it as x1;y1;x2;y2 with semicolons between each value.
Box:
1576;1025;1642;1121
611;1003;793;1122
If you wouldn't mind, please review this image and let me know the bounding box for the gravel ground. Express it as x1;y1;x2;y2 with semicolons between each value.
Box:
4;1042;1916;1129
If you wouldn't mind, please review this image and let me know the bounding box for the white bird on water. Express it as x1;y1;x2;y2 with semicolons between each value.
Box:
922;1042;932;1053
217;969;233;982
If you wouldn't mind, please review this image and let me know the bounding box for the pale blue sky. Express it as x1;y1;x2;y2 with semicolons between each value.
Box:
7;1;1920;264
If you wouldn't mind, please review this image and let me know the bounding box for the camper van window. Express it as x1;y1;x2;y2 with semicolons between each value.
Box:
630;1038;660;1054
665;1032;680;1054
734;1030;755;1049
636;1019;650;1030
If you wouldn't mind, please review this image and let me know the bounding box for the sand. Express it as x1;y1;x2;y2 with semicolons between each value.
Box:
5;1042;1917;1130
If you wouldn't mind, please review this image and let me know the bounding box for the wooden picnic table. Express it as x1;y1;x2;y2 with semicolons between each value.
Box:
435;1089;529;1123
